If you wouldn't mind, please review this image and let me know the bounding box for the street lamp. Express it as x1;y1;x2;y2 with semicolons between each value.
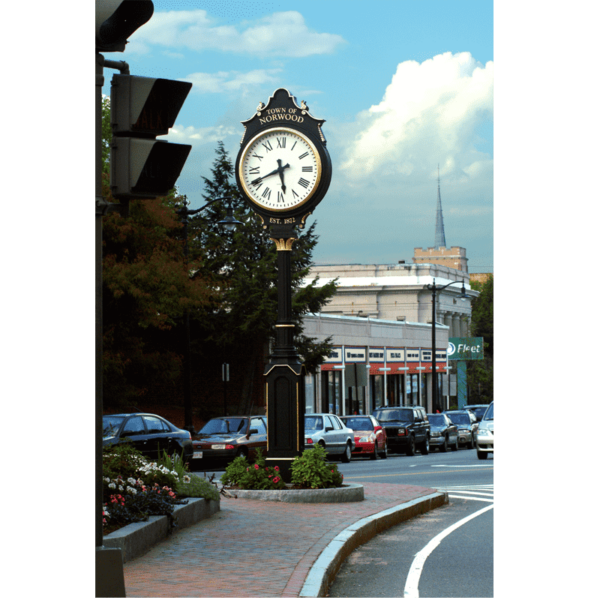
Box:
176;196;242;434
425;278;470;412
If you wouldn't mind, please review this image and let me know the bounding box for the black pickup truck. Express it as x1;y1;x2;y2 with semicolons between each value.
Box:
372;406;431;455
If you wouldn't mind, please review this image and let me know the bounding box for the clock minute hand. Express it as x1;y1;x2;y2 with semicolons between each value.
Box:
250;167;280;186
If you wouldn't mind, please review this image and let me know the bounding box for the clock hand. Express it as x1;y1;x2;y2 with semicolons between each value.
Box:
250;167;280;186
277;159;290;193
250;161;291;187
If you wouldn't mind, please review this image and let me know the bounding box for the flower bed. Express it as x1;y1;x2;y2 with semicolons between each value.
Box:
221;446;344;491
102;444;219;535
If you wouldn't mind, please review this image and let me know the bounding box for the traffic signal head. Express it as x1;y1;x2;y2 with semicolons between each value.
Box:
110;74;193;201
96;0;154;52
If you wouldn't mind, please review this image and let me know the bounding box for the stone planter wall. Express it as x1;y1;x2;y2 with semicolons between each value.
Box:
102;497;220;563
224;483;364;503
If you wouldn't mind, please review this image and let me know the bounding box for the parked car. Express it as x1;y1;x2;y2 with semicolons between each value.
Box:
427;413;459;452
191;416;267;464
371;406;431;455
463;404;491;422
304;413;355;462
444;410;477;448
339;415;388;460
102;413;193;463
477;400;600;460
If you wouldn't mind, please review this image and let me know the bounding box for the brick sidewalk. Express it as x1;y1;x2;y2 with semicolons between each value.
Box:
123;483;436;598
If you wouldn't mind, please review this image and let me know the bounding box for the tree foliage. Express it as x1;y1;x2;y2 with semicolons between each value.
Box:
187;142;337;414
100;98;214;407
467;275;493;403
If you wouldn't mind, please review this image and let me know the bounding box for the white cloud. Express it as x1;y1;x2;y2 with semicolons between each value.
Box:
166;124;238;146
340;52;493;183
185;69;282;94
128;10;345;57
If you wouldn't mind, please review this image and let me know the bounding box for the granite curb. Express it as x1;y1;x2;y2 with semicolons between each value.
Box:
226;483;364;503
102;497;220;563
299;491;448;597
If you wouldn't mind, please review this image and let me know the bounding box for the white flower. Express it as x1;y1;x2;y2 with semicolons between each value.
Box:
126;486;137;495
183;476;191;484
103;477;110;483
127;477;137;485
118;485;124;491
108;483;116;489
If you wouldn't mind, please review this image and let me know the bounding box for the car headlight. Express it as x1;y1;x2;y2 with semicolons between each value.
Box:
397;428;406;436
459;428;469;433
431;431;442;437
359;434;375;443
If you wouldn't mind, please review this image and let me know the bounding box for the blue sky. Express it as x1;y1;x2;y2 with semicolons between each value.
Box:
102;0;493;271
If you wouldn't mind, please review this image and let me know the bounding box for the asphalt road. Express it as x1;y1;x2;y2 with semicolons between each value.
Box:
192;446;494;598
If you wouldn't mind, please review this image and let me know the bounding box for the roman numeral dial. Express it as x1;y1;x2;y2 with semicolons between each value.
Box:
239;127;322;212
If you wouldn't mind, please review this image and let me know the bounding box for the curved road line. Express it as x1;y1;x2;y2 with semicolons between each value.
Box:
403;503;494;598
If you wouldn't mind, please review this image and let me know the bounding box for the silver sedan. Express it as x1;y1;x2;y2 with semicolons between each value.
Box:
304;413;355;462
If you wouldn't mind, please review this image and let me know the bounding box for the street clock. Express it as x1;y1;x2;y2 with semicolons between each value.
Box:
235;88;332;232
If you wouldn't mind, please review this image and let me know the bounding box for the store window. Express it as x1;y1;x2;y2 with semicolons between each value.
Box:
304;373;315;414
371;375;384;412
322;370;343;415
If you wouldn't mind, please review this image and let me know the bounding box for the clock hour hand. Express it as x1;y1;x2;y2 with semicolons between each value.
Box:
250;167;279;186
277;159;290;193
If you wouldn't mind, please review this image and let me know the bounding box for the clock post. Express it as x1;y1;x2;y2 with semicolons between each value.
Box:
235;89;332;480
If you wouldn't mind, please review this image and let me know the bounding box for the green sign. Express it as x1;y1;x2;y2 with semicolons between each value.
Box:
448;337;484;360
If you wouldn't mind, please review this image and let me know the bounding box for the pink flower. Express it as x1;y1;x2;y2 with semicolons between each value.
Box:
273;477;280;483
274;466;280;471
254;464;259;470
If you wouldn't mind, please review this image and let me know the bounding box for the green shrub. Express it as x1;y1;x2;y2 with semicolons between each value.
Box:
103;444;147;482
176;474;219;501
221;449;287;490
290;445;344;489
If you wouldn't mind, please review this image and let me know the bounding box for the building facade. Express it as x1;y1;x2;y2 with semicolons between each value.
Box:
306;262;476;338
302;313;453;416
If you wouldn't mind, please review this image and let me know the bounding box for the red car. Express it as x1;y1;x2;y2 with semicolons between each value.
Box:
340;415;388;460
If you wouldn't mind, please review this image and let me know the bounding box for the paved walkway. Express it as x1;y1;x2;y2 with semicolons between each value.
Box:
123;483;438;598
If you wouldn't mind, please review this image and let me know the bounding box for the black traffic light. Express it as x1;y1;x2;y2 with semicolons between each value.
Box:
110;74;192;201
96;0;154;52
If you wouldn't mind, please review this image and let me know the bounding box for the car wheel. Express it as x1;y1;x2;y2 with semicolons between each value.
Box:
341;442;352;463
421;437;430;455
406;436;416;456
370;442;379;460
440;437;448;452
477;450;488;460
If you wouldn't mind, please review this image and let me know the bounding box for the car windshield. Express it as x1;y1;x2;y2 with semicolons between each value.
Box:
428;415;445;426
374;409;413;422
483;404;494;421
103;416;125;438
305;416;323;431
200;418;247;434
342;417;373;431
448;413;470;425
471;407;487;418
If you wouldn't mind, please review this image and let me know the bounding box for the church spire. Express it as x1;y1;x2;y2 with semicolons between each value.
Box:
434;165;447;249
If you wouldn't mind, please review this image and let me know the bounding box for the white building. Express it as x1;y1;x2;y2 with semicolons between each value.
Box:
300;262;478;415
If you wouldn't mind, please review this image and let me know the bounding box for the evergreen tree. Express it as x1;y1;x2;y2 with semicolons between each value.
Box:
188;142;337;414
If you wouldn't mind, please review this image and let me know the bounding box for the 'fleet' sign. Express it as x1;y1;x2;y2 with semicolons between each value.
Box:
448;337;484;360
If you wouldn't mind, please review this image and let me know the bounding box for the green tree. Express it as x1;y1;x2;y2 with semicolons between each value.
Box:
100;99;214;407
188;142;337;414
467;275;493;403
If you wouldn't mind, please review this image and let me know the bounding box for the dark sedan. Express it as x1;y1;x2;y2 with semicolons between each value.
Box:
427;413;459;452
444;410;478;448
102;413;193;462
191;416;267;464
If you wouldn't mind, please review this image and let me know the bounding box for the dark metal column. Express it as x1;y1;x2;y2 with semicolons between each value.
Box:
264;230;305;481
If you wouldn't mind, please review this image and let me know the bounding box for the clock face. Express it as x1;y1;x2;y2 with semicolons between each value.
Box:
239;128;322;212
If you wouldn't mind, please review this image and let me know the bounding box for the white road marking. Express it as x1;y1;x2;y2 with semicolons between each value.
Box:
448;494;493;502
431;464;490;468
403;503;494;598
